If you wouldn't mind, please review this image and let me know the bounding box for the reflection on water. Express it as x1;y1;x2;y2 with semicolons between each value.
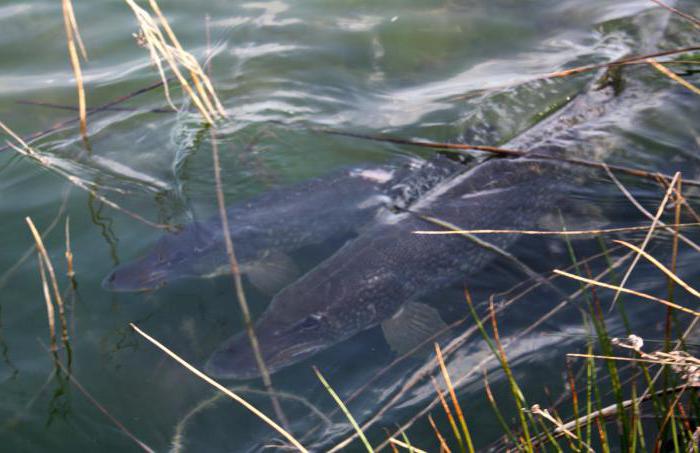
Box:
0;0;699;451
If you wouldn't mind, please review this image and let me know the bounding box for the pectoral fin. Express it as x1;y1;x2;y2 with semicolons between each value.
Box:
538;205;609;237
381;302;449;356
243;251;301;295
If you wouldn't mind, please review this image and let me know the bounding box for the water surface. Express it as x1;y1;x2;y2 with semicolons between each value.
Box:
1;0;699;451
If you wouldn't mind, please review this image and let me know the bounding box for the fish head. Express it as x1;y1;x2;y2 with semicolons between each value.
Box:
102;223;221;292
205;309;337;380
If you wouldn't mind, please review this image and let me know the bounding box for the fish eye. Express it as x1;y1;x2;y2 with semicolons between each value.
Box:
296;314;322;331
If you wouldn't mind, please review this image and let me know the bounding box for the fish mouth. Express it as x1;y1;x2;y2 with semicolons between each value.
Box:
204;332;328;380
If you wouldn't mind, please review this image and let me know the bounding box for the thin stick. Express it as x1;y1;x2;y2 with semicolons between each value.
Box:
36;254;57;352
129;323;306;451
210;130;288;427
319;128;700;188
0;78;170;154
647;58;700;95
540;46;700;79
428;414;452;453
26;217;69;349
124;0;225;123
388;438;428;453
415;212;557;295
610;172;680;308
435;343;474;453
65;217;75;281
614;240;700;299
147;0;226;118
431;375;463;450
553;269;700;317
414;222;700;236
529;404;585;446
16;100;173;114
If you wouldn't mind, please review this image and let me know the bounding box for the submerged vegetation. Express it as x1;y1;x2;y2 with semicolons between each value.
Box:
1;0;700;451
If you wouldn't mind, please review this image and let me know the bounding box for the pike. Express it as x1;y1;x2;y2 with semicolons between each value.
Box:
205;66;643;379
103;157;465;292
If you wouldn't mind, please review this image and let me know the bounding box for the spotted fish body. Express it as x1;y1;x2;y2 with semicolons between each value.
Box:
103;157;464;292
205;68;633;379
205;155;586;379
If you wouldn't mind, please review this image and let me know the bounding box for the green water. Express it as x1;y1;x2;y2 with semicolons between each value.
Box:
1;0;699;451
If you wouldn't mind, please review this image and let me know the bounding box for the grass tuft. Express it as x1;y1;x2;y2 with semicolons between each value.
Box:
124;0;226;124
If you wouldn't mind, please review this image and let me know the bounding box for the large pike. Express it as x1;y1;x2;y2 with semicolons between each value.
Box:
205;68;641;379
103;157;464;292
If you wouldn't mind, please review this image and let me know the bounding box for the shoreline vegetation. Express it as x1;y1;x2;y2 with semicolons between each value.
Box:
1;0;700;451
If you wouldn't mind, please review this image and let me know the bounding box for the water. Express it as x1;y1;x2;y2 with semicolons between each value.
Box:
1;0;699;451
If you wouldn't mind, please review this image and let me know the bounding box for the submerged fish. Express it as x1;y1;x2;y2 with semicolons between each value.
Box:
205;155;590;378
103;157;464;292
205;67;635;379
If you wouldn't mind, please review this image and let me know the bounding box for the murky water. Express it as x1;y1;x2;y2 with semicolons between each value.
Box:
1;0;699;451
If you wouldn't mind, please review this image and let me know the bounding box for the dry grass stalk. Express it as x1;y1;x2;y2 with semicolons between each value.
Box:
0;78;169;154
567;353;699;369
64;217;75;281
647;58;700;95
26;217;69;350
612;335;700;386
36;254;57;352
124;0;225;123
209;129;288;428
430;376;463;449
614;240;700;299
445;47;700;101
388;437;429;453
146;0;225;115
428;414;452;453
434;343;475;453
541;46;700;79
529;404;588;448
610;171;680;308
417;212;553;293
128;323;307;451
554;269;700;317
0;120;170;230
61;0;89;145
413;222;700;236
322;128;700;188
